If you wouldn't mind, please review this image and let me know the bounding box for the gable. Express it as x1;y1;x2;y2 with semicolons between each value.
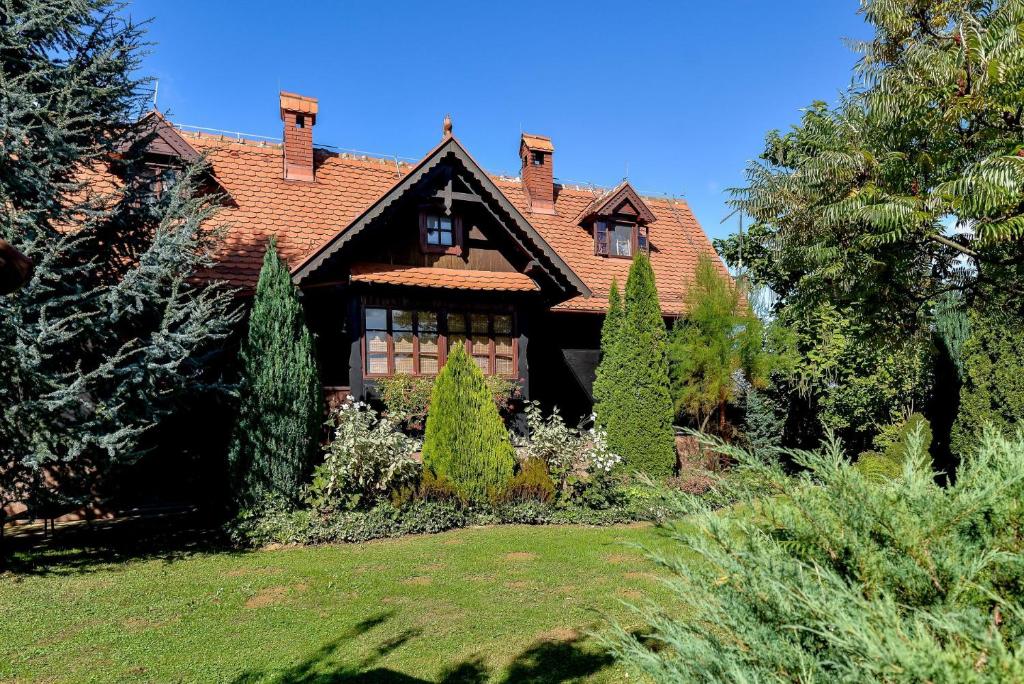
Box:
291;136;590;298
575;181;657;225
119;110;202;164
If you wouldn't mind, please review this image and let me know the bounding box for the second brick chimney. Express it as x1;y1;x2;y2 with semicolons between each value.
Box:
520;133;555;214
280;91;318;182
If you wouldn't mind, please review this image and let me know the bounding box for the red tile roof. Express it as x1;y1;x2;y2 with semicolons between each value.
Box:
180;129;726;316
350;262;539;291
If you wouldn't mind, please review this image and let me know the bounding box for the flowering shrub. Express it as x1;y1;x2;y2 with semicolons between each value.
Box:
305;399;420;511
517;401;623;505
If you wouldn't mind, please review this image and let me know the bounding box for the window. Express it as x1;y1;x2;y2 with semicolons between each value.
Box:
419;210;462;255
594;220;650;258
364;307;515;377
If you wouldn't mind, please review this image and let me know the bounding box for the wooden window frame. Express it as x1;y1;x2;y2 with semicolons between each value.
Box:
594;219;650;258
362;305;517;379
419;208;463;256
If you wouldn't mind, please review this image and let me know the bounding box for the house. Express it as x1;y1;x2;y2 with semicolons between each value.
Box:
140;92;727;420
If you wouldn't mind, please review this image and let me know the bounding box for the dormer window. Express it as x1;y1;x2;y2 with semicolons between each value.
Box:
595;220;649;258
419;208;463;255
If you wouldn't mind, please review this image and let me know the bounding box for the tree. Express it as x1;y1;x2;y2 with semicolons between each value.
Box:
0;1;237;527
605;428;1024;681
591;278;623;419
228;239;321;508
595;255;676;477
668;255;777;434
421;344;515;502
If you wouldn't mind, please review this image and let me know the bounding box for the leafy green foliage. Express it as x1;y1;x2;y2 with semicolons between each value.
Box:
668;255;788;434
856;413;933;482
228;240;322;508
421;344;515;502
952;301;1024;457
0;0;238;518
493;458;556;505
305;400;419;511
594;256;676;476
592;278;624;415
606;427;1024;681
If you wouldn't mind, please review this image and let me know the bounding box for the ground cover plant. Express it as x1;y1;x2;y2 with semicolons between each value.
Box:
0;523;677;683
606;428;1024;682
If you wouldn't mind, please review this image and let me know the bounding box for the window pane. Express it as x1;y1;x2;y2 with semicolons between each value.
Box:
470;313;489;334
394;331;413;354
439;216;452;231
448;334;467;352
495;335;513;356
473;355;490;373
366;307;387;330
495;356;515;375
420;332;439;354
426;215;440;244
393;309;413;331
494;315;512;334
447;313;466;333
611;224;633;257
440;230;453;246
394;354;414;374
367;353;388;374
366;331;388;354
637;226;649;253
471;338;490;355
418;311;438;332
420;356;439;374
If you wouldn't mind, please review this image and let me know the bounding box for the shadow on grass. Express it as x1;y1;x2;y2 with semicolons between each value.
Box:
231;610;616;683
1;507;234;577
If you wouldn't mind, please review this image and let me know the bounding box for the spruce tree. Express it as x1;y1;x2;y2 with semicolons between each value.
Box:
0;1;237;522
228;239;322;508
596;255;676;476
421;344;514;502
592;278;623;418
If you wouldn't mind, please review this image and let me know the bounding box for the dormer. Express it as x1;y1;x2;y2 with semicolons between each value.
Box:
576;181;656;258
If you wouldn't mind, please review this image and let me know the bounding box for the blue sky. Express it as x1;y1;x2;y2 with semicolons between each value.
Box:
129;1;870;242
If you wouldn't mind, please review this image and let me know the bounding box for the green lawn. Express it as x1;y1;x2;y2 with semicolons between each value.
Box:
0;523;679;683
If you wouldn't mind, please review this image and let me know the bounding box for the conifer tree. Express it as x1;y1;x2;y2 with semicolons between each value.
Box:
421;344;514;502
596;255;676;476
228;239;322;507
0;1;238;520
592;278;623;418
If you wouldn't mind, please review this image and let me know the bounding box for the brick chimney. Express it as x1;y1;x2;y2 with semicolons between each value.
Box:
280;91;318;182
520;133;555;214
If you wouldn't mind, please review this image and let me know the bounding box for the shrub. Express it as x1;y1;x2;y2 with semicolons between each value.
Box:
377;373;523;430
952;302;1024;457
516;401;622;505
421;345;515;502
494;458;556;505
855;412;932;482
391;469;464;508
594;254;676;476
228;239;322;508
305;400;419;511
604;429;1024;682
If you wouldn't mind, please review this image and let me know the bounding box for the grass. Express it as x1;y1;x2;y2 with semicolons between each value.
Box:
0;522;680;683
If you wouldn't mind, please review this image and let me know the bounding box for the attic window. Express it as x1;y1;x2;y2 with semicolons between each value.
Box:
595;220;649;258
419;209;463;256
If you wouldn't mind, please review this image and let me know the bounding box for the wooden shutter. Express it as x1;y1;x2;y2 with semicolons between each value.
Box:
595;221;609;256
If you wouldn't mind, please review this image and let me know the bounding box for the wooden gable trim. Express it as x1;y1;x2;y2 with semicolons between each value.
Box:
291;136;591;297
120;110;202;164
575;180;657;226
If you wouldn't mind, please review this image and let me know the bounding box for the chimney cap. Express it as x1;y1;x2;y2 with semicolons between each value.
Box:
280;91;318;124
520;133;554;153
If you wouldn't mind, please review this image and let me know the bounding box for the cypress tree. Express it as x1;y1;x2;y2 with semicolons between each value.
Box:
421;344;514;502
592;279;624;417
597;254;676;476
228;238;322;507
